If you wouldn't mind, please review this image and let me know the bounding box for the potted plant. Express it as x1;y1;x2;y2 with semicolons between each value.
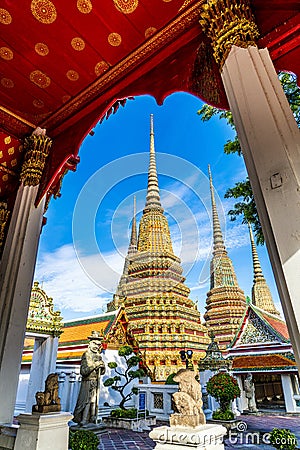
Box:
102;345;156;430
270;428;298;450
206;371;240;421
69;429;99;450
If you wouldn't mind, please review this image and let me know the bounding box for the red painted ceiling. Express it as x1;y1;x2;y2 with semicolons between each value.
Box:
0;0;299;202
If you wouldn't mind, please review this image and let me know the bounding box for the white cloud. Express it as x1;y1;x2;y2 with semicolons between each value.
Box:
35;244;125;317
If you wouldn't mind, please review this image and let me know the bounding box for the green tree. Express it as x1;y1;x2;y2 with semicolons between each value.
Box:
206;371;240;420
103;345;144;410
197;72;300;245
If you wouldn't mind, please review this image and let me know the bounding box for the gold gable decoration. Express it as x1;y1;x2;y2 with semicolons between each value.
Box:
26;281;63;337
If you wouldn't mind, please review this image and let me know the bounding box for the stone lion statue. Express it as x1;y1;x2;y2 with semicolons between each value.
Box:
33;373;61;413
170;369;206;427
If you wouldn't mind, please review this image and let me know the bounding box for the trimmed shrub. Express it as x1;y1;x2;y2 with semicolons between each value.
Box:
69;429;99;450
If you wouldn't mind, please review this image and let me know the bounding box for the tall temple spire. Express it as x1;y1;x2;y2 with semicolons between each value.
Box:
113;197;138;299
248;223;280;315
108;116;209;380
204;165;247;350
144;114;163;213
208;164;226;255
249;222;264;281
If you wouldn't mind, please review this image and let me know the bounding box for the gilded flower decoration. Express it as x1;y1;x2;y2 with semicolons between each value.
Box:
95;61;109;76
113;0;138;14
31;0;57;24
30;70;51;88
0;8;12;24
108;33;122;47
33;99;45;109
1;78;14;88
66;70;79;81
77;0;92;14
71;37;85;51
35;43;49;56
0;47;13;60
145;27;157;39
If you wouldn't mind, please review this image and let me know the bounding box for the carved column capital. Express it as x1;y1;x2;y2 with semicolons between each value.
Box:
20;130;52;187
199;0;259;68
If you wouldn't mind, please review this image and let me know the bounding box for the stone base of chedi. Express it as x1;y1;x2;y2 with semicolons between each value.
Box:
149;369;226;450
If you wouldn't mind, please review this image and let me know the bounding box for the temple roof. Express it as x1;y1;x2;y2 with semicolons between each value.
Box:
232;353;297;371
22;307;130;364
0;0;299;203
59;311;120;346
230;302;290;348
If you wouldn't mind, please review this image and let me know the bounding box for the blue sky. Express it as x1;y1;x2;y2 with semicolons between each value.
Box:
35;92;283;320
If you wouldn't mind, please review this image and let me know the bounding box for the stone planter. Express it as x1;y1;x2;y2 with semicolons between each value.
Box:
102;415;156;431
208;418;241;434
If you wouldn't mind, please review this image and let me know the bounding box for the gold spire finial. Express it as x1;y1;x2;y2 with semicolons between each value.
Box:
248;222;280;315
129;196;137;252
144;115;163;213
248;222;263;280
208;165;226;255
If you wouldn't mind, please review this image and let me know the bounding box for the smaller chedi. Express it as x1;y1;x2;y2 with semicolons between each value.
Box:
32;373;61;413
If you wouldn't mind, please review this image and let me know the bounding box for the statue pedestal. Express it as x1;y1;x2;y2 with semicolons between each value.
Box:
149;424;227;450
14;412;73;450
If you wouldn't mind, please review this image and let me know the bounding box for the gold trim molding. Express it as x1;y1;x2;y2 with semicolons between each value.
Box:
199;0;259;68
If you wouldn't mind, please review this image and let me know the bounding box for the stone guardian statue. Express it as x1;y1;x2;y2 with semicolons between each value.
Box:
73;331;105;426
244;372;258;412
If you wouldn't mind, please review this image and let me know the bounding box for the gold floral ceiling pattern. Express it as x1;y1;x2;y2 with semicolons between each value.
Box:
0;132;23;195
0;0;298;202
0;0;184;125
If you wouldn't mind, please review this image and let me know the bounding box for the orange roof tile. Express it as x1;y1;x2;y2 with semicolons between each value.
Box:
260;312;290;340
233;354;296;369
59;313;118;344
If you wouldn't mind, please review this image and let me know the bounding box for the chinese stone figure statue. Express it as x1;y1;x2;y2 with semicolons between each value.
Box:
244;372;258;412
73;331;106;426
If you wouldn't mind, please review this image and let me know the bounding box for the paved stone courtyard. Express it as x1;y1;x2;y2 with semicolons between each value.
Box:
97;414;300;450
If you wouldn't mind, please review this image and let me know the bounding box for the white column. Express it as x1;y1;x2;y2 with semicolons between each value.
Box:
0;185;45;423
0;130;51;425
221;45;300;370
281;374;297;413
25;335;59;413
